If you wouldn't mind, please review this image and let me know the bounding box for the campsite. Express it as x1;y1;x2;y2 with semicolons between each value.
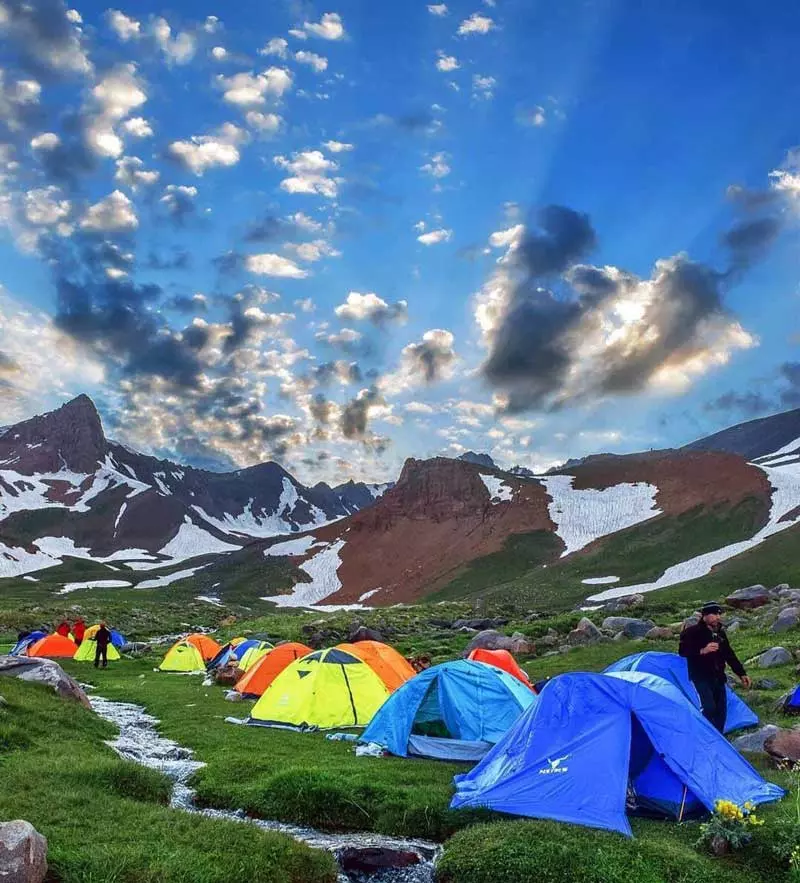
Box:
5;592;800;883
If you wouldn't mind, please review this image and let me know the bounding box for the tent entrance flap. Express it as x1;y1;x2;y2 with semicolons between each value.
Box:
411;679;453;739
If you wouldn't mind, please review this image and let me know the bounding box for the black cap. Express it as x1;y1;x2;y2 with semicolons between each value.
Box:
700;602;722;616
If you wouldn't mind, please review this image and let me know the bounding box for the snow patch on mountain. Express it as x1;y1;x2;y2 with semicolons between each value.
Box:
58;579;133;594
136;565;208;589
581;576;620;585
479;473;513;503
264;535;322;557
158;517;241;562
261;539;346;607
542;475;662;557
0;540;60;577
588;461;800;602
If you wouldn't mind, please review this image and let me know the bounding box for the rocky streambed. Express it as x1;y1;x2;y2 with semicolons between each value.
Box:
89;695;440;883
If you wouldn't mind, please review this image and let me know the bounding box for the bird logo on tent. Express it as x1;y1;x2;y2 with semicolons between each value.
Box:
539;755;570;775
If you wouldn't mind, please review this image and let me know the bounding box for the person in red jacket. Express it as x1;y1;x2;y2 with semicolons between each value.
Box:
679;602;751;732
73;618;86;646
55;620;70;638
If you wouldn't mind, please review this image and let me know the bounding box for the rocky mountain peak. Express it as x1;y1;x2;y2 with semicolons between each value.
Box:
458;451;497;469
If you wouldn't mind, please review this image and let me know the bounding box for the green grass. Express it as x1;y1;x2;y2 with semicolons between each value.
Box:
0;677;337;883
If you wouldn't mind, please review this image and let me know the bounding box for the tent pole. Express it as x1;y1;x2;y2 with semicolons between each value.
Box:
678;785;688;822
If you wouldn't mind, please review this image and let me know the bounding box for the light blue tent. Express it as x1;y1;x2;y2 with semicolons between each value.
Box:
10;630;47;656
109;629;126;649
207;638;269;670
451;672;783;836
360;659;536;761
604;651;757;734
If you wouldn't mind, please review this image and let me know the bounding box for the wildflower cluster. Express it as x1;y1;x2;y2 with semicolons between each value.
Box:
697;799;764;854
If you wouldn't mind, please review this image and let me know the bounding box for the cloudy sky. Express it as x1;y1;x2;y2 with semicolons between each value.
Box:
1;0;799;484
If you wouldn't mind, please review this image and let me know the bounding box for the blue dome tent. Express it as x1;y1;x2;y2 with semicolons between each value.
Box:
109;629;126;648
10;630;48;656
360;659;536;761
207;638;269;670
604;651;757;733
451;672;782;836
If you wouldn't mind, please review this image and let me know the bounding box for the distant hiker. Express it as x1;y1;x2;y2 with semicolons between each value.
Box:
55;620;70;638
679;602;751;732
73;618;86;646
94;623;112;668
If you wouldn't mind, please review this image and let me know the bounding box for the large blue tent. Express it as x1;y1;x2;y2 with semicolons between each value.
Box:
360;659;536;761
604;651;757;733
10;630;48;656
451;671;782;836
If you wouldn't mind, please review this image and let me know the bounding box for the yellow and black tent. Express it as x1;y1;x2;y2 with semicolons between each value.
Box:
159;639;206;672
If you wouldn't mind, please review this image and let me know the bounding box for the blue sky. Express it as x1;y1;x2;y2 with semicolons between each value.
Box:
0;0;799;484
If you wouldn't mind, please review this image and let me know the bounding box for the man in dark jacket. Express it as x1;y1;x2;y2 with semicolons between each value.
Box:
679;602;751;732
94;623;112;668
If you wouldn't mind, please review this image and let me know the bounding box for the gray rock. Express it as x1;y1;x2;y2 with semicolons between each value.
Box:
645;626;674;640
726;585;773;610
452;618;507;631
464;630;534;656
224;690;243;702
772;607;800;634
0;657;90;708
753;647;793;668
601;617;655;638
604;593;645;612
765;729;800;762
732;725;780;754
349;625;384;643
566;617;602;645
775;583;791;592
753;678;780;690
0;821;47;883
725;620;742;635
537;635;558;648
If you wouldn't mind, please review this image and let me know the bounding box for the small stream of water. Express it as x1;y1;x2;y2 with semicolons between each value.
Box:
89;695;440;883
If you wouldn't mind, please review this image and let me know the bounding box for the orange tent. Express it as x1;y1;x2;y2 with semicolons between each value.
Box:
234;642;313;697
336;641;416;692
186;633;221;662
27;633;78;658
468;648;532;688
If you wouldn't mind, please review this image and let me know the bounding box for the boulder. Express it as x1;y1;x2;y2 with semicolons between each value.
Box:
348;625;384;643
726;585;772;610
537;635;558;648
427;618;452;629
0;657;90;708
645;627;674;641
752;647;793;668
775;583;792;592
753;678;780;690
604;594;645;612
336;846;421;874
726;621;742;635
771;607;800;634
213;664;241;687
601;617;655;639
464;630;534;656
0;820;47;883
765;729;800;763
452;618;508;631
732;725;781;754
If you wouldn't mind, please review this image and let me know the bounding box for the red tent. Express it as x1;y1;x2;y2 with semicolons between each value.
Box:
468;648;532;688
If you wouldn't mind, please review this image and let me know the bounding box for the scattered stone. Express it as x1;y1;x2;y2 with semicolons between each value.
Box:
732;724;780;754
558;645;572;654
464;630;534;656
775;583;791;592
726;585;772;610
213;664;241;687
452;618;508;631
336;846;421;875
753;678;780;690
537;635;558;648
0;820;47;883
0;657;90;708
601;617;655;638
604;594;645;612
349;625;384;643
726;621;742;635
752;647;792;669
772;608;800;634
765;729;800;763
566;617;602;645
427;619;452;629
645;627;674;641
456;627;478;634
224;691;243;702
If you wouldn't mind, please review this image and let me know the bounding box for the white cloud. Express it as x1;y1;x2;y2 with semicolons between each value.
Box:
24;187;71;226
417;228;453;246
335;292;407;324
288;240;341;262
245;111;283;133
275;149;340;198
246;253;309;278
114;155;159;190
291;211;324;232
288;28;308;40
428;3;449;15
518;105;547;127
317;327;362;347
30;132;60;150
302;12;346;40
211;46;227;60
295;50;328;72
323;140;353;153
458;13;495;35
66;9;82;23
472;74;496;100
488;223;524;248
80;190;138;232
0;3;92;75
85;63;147;159
217;68;293;106
260;37;289;57
107;9;141;41
436;51;460;72
421;151;451;178
204;16;221;33
405;401;435;414
168;123;246;175
384;329;457;392
122;116;152;138
295;297;315;312
151;16;196;64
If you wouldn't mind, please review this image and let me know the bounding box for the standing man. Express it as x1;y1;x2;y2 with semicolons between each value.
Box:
679;602;751;732
94;622;112;669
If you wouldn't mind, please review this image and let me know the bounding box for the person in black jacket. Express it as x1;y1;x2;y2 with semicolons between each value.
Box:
678;602;751;732
94;623;112;669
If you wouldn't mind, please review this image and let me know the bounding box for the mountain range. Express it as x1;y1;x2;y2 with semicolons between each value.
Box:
2;396;800;610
